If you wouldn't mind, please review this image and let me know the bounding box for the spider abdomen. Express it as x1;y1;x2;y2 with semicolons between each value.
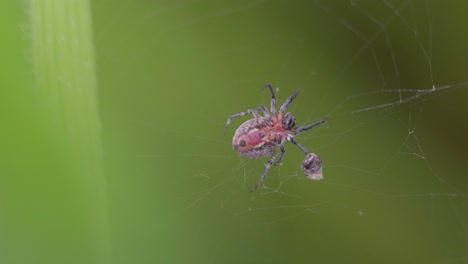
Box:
232;118;276;159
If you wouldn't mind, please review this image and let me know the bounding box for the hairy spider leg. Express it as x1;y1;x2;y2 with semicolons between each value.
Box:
273;145;286;166
250;150;277;192
263;83;277;116
224;106;269;134
279;90;300;114
294;117;327;135
289;138;309;155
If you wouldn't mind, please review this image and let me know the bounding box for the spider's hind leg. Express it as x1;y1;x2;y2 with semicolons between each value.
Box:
250;150;277;192
273;145;286;166
224;106;269;134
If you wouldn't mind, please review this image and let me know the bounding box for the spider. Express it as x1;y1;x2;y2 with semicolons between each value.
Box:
224;83;327;192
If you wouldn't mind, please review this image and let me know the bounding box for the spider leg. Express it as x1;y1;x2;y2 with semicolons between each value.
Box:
273;145;286;166
294;117;327;135
289;138;309;155
259;105;270;119
224;106;268;134
250;150;277;192
263;83;277;116
279;90;300;114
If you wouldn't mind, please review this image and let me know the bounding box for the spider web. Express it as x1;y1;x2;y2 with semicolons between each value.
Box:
183;1;467;210
179;1;467;259
94;0;468;262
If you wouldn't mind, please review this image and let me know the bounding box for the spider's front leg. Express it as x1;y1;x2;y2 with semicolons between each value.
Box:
279;90;300;114
263;83;277;116
289;117;326;154
289;138;309;155
224;106;269;134
294;117;327;135
250;150;277;192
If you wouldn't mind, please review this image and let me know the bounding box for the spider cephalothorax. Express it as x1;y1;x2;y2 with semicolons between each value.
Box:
224;83;327;192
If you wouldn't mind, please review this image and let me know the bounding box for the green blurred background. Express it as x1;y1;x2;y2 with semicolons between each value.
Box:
1;0;467;263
